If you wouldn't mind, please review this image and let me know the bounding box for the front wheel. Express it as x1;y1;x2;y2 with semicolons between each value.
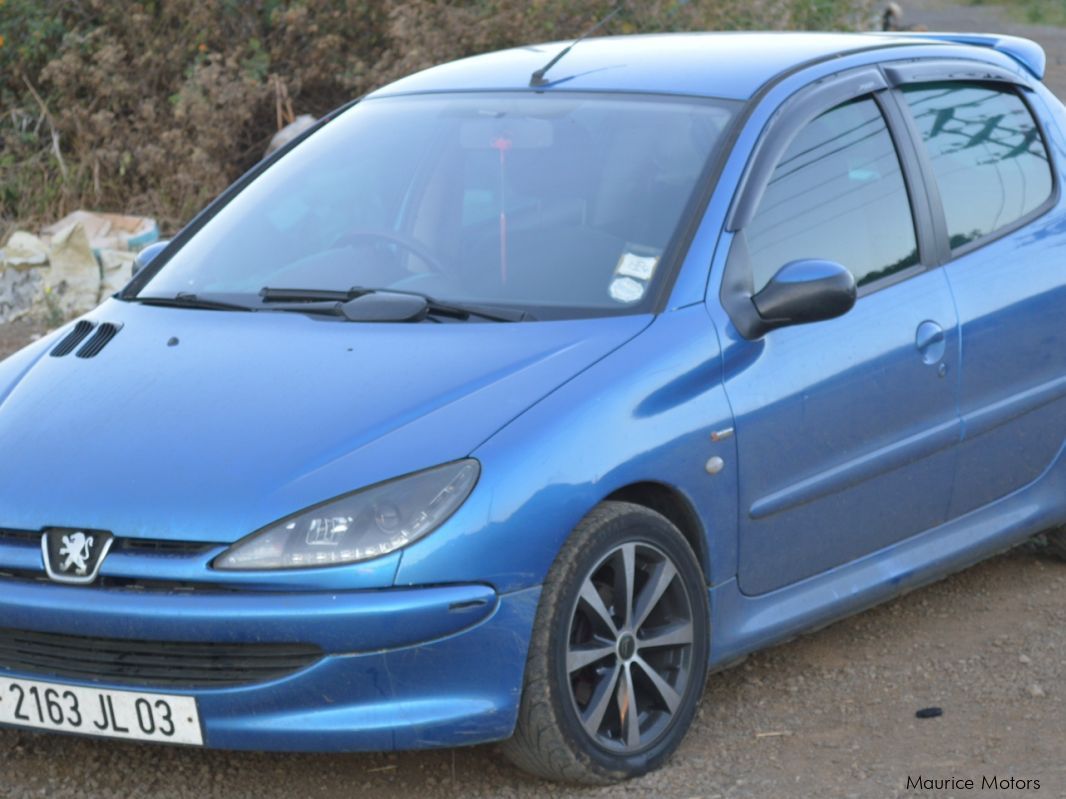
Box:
501;501;709;783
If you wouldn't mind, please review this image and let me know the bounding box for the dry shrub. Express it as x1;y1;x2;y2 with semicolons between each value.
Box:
0;0;875;238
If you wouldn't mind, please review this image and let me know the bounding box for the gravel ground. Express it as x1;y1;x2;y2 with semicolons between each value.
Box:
2;4;1066;797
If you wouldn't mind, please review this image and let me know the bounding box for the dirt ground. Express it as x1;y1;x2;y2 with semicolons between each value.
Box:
2;3;1066;798
0;317;50;361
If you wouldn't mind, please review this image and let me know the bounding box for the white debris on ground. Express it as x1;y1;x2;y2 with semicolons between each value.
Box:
1;231;49;268
42;223;101;317
98;248;139;300
39;210;159;253
0;266;44;325
0;211;157;323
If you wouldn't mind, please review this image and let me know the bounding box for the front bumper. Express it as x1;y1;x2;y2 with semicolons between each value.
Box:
0;579;540;751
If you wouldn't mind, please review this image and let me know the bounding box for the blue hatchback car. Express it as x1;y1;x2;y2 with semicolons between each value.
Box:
2;29;1066;783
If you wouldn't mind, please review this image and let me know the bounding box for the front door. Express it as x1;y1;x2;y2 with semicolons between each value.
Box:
719;91;962;595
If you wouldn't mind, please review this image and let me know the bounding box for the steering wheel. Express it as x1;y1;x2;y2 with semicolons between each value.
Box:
333;229;451;278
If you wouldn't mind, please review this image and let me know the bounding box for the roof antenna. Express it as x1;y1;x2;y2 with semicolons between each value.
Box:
529;4;622;87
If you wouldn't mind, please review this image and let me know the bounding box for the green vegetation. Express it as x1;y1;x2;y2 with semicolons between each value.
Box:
0;0;875;238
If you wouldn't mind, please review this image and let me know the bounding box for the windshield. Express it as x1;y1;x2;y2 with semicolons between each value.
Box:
134;92;738;318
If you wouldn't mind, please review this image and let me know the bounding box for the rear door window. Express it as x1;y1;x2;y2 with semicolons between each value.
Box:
901;82;1053;250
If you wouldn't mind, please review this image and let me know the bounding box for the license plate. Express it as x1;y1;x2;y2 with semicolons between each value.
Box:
0;676;202;745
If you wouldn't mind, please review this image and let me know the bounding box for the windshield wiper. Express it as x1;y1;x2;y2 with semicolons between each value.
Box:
260;287;371;303
258;286;533;322
420;296;531;323
130;292;253;312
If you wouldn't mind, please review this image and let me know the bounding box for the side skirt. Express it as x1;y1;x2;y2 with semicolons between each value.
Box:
708;443;1066;669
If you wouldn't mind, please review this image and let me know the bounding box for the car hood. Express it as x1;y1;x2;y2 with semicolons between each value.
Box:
0;299;649;543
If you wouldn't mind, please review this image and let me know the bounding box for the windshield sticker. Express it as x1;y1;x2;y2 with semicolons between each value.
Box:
609;276;646;304
615;251;659;281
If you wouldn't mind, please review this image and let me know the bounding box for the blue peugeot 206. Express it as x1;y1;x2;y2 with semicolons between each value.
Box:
1;28;1065;783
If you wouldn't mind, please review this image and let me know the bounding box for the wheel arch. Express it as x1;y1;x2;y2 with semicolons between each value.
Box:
605;481;710;583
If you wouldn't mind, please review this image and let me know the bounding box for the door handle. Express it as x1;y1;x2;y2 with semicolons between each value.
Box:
915;320;946;365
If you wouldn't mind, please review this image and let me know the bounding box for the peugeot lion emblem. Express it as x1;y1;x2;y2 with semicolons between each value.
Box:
42;529;114;585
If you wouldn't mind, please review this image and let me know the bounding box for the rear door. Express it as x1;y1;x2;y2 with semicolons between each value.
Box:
891;66;1066;517
717;70;963;596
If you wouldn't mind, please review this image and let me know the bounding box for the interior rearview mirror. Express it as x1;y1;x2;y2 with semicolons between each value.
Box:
751;259;856;333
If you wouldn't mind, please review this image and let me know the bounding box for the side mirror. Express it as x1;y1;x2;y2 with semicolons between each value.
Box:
132;239;170;277
751;259;856;332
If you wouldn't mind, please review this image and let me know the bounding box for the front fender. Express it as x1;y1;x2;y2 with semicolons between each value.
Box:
393;304;739;592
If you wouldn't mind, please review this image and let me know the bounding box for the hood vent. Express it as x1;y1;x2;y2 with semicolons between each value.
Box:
50;321;96;358
75;322;122;359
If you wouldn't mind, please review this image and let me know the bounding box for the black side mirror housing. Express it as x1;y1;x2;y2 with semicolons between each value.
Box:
751;259;856;333
132;239;171;277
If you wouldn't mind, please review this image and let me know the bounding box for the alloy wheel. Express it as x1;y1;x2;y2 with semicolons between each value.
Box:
565;541;695;753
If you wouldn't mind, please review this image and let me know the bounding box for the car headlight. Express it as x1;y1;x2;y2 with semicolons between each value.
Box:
213;460;479;570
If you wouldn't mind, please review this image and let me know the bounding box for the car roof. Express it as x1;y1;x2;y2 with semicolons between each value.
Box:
369;32;956;102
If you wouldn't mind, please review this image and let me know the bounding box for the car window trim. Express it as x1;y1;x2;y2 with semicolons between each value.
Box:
719;66;937;338
876;84;953;266
884;64;1060;263
882;58;1024;88
725;68;888;233
858;89;940;295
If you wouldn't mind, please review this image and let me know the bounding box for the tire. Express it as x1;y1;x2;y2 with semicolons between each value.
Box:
1047;527;1066;560
501;501;710;783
